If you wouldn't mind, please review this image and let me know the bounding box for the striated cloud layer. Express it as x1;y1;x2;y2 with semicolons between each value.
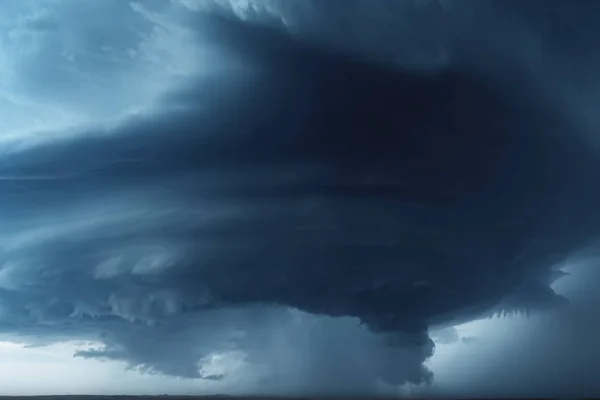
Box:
0;0;599;396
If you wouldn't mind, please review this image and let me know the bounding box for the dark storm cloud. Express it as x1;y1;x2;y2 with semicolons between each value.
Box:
179;0;459;69
0;5;599;395
177;1;560;84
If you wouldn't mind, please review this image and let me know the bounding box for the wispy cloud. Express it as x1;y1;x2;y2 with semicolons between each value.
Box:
0;0;201;150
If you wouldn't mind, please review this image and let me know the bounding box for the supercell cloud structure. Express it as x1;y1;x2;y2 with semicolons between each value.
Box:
0;0;599;396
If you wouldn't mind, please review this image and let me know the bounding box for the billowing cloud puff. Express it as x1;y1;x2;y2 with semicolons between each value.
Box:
0;1;599;396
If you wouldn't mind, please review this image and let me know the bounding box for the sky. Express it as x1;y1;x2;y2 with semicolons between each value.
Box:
0;0;600;397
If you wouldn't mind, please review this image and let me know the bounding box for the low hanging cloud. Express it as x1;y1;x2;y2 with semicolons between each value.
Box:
0;3;599;396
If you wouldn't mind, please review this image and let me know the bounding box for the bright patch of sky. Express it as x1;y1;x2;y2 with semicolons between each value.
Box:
0;340;249;395
0;0;200;152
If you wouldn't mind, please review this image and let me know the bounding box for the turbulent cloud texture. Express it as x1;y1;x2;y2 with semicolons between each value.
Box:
0;0;599;396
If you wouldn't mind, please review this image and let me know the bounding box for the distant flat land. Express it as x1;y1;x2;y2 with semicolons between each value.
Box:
0;397;412;400
0;397;420;400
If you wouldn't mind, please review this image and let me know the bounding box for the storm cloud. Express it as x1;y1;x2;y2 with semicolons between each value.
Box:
0;0;599;396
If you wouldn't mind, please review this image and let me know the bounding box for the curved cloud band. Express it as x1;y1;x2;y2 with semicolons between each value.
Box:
0;2;598;395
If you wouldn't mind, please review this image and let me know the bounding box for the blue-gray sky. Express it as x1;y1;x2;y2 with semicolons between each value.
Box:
0;0;599;397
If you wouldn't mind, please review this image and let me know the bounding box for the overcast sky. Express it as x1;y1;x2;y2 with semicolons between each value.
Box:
0;0;599;397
